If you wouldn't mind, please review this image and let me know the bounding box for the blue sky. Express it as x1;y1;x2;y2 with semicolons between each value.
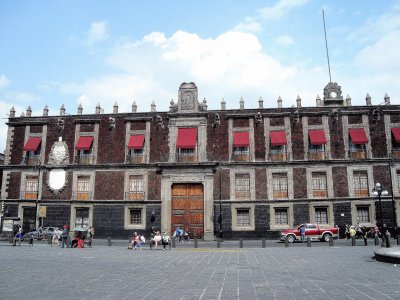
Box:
1;0;399;152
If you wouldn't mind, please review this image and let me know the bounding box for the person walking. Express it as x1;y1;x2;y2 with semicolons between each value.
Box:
61;225;69;248
299;225;306;242
87;226;94;248
52;228;61;247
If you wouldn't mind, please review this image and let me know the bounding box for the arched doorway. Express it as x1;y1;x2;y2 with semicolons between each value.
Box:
171;183;204;238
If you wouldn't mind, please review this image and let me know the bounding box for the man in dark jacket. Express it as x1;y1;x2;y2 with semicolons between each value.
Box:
61;225;69;248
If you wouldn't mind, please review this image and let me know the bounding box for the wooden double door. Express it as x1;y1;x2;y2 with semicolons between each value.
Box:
171;183;204;238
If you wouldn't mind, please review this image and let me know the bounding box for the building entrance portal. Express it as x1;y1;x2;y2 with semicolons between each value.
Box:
171;183;204;238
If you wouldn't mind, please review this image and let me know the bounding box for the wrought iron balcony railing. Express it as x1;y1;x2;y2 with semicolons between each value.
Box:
125;191;145;200
74;154;94;165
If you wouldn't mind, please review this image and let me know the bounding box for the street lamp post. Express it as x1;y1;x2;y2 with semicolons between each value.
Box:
218;163;223;241
34;158;41;230
372;183;388;228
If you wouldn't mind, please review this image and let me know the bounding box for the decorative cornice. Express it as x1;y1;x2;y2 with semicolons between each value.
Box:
124;117;153;122
7;120;50;126
73;118;101;124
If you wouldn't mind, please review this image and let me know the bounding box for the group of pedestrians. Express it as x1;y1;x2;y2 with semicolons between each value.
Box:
128;227;171;250
344;223;371;246
55;225;95;248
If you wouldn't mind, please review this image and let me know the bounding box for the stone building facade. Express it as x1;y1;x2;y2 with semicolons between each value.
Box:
1;82;400;239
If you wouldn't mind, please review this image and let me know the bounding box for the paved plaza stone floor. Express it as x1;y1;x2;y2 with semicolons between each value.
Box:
0;239;399;300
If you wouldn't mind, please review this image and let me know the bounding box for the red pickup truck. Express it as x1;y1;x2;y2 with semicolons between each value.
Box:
279;223;339;243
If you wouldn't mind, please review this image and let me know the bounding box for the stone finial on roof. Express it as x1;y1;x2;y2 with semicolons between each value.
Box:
221;98;226;110
20;111;25;117
296;95;302;108
316;95;321;107
258;96;263;108
132;101;137;113
9;106;15;118
366;93;372;105
277;96;283;108
151;100;156;112
43;105;49;117
201;98;208;110
77;103;83;115
60;104;66;116
26;106;32;117
346;95;352;106
95;103;101;114
113;102;118;114
239;96;244;110
384;93;390;105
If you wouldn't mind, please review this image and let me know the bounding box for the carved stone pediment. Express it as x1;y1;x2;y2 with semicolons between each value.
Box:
323;82;344;106
48;140;69;166
178;82;199;112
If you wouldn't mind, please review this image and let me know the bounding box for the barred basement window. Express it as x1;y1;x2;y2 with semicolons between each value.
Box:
235;174;250;199
356;206;370;223
130;209;142;225
315;207;328;224
353;171;369;197
275;208;288;225
236;209;250;226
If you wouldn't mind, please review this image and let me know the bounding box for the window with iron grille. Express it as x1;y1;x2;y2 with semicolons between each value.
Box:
235;174;250;199
130;208;142;225
353;171;368;197
397;171;400;193
26;176;38;193
312;172;327;198
233;146;249;155
128;175;144;200
315;207;328;224
75;208;89;229
272;173;288;199
236;209;250;226
356;206;370;223
275;208;288;225
76;176;91;200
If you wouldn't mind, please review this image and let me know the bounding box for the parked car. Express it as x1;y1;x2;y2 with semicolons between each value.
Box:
27;227;61;240
27;228;45;240
280;223;339;243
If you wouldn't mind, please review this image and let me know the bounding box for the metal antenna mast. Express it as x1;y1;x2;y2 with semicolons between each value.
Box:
322;9;332;83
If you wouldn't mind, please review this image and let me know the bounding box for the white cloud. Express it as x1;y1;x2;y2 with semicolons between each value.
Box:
258;0;309;20
86;21;109;46
62;29;325;113
233;17;262;33
275;35;294;46
0;74;10;88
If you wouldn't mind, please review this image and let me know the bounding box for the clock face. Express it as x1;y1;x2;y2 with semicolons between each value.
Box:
330;91;337;98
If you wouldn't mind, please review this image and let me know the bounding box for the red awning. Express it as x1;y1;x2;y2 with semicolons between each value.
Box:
75;136;94;150
349;128;368;144
176;128;197;149
391;128;400;143
270;131;287;146
23;137;42;151
309;129;327;145
128;135;145;149
233;131;250;147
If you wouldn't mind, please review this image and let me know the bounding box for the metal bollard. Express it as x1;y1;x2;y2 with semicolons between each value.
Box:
307;237;311;247
48;235;52;245
351;236;356;246
374;235;379;246
107;236;112;246
217;238;221;248
381;235;386;247
329;236;333;247
239;238;243;248
66;236;71;248
397;235;400;246
386;232;391;248
284;236;289;247
194;237;198;248
171;237;176;248
261;238;266;248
